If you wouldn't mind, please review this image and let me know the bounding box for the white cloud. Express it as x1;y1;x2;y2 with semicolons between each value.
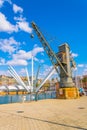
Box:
14;15;32;33
13;4;23;13
33;57;44;63
0;0;12;7
33;56;44;63
0;12;18;33
6;45;44;66
19;68;26;74
73;67;77;71
0;58;6;65
32;47;44;56
14;15;26;21
39;64;57;79
40;59;44;63
13;50;32;60
0;37;20;54
84;68;87;72
7;59;28;66
43;65;53;72
34;57;39;62
17;20;32;33
18;68;27;76
0;70;9;75
0;12;32;34
78;64;84;68
83;68;87;75
71;53;78;58
0;0;4;7
12;46;44;60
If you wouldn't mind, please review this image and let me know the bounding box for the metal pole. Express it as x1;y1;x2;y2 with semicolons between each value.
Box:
8;70;27;90
25;67;31;86
8;70;22;84
35;67;55;93
32;56;34;91
8;66;29;92
75;68;78;88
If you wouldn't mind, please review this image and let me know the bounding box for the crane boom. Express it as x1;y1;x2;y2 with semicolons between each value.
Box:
31;22;68;76
31;22;79;99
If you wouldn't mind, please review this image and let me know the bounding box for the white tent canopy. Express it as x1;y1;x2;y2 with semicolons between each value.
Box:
0;86;8;91
7;85;18;91
16;85;25;90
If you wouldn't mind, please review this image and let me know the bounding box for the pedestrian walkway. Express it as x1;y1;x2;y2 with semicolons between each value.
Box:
0;96;87;130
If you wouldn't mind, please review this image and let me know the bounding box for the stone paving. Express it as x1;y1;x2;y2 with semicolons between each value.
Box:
0;96;87;130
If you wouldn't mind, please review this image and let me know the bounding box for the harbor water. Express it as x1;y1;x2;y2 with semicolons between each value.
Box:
0;91;56;104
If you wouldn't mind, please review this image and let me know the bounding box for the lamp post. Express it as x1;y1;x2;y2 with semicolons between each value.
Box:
75;67;78;88
80;76;83;88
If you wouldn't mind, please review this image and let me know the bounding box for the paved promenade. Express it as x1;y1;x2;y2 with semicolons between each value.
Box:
0;96;87;130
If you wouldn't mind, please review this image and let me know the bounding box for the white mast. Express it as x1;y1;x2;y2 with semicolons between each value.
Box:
8;66;29;92
25;67;31;86
35;67;55;93
32;55;34;90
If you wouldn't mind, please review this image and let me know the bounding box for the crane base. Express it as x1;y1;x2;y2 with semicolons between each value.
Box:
57;87;79;99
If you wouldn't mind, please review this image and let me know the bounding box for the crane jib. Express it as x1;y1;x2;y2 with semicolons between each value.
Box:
31;22;68;77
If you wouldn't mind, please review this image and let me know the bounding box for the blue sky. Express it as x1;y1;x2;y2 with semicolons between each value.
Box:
0;0;87;78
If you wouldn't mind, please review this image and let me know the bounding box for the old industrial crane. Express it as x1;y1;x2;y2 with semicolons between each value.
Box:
31;22;79;99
